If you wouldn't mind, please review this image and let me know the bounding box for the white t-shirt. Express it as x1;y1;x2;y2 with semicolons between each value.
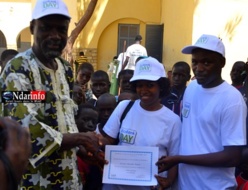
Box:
180;80;247;190
116;52;127;78
103;100;181;190
125;44;147;70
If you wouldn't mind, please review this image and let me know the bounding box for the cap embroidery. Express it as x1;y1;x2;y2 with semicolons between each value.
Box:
43;0;59;10
196;37;208;44
139;63;151;73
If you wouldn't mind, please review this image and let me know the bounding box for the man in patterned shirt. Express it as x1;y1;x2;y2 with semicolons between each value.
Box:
0;0;104;189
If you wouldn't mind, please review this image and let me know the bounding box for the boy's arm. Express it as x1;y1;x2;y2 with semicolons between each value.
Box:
157;146;243;172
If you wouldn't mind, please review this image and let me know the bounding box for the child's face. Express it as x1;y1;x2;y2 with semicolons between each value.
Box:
76;108;98;132
76;68;92;86
119;74;133;93
90;77;110;98
230;62;245;85
97;99;116;125
172;66;190;89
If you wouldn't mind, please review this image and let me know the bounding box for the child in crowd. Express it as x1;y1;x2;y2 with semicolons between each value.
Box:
117;69;134;93
75;103;99;189
231;61;248;190
76;62;94;101
88;70;111;106
0;49;18;74
95;93;117;135
230;61;246;94
161;61;191;116
75;103;98;132
72;83;85;105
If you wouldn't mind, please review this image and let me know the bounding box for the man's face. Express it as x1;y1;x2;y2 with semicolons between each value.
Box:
191;48;225;88
30;15;69;60
171;66;190;89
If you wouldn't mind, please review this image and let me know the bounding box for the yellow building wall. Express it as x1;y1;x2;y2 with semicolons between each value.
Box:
74;0;161;70
161;0;195;73
161;0;248;83
77;0;161;48
97;18;147;71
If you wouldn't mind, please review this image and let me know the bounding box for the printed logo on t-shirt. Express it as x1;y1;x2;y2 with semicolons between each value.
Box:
119;128;137;144
182;102;190;118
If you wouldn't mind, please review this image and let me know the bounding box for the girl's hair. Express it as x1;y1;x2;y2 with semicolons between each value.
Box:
131;77;171;98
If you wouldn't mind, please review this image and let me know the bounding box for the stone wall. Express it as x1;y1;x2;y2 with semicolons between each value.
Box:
73;48;98;71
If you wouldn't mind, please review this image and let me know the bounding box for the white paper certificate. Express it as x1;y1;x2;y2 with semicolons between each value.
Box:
103;145;159;186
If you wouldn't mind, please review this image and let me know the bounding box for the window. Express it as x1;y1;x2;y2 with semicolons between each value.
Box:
117;24;139;56
145;24;164;62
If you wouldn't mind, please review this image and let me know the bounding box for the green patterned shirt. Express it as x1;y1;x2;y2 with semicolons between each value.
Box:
0;49;82;190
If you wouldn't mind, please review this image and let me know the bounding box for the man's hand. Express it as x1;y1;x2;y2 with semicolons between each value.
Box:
77;145;106;169
77;132;107;166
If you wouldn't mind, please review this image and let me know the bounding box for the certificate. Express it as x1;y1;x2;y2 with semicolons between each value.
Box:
103;145;159;186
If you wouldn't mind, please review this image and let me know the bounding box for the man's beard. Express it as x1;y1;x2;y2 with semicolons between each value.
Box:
43;50;62;59
42;40;66;59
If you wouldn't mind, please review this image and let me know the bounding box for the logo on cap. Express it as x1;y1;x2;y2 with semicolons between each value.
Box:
139;63;151;73
196;37;208;44
43;0;59;10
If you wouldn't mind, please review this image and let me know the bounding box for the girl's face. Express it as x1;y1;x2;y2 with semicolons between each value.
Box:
76;68;92;86
136;80;161;111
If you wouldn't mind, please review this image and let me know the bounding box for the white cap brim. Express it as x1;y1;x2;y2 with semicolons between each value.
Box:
181;45;200;54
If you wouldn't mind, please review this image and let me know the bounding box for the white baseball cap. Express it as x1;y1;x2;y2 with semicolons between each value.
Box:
130;57;166;82
181;34;225;58
32;0;71;20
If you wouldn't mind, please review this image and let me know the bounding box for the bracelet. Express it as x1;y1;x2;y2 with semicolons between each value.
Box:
0;149;18;190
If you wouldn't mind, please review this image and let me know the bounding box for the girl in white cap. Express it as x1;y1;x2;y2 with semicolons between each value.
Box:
100;57;181;190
